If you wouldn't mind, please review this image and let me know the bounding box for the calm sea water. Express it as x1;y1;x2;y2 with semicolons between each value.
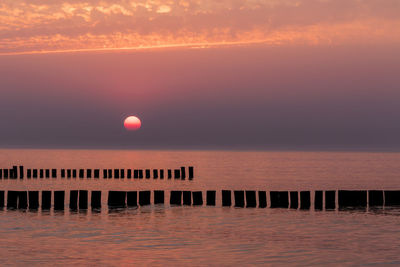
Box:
0;149;400;266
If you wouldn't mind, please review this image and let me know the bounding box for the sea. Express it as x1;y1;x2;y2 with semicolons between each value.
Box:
0;149;400;266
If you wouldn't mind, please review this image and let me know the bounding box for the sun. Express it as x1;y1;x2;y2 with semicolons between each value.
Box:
124;116;141;131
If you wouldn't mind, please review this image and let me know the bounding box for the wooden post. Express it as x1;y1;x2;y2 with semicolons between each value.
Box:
108;169;112;179
108;191;126;208
181;167;186;180
19;166;24;179
45;169;50;178
127;169;131;179
91;191;101;209
87;169;92;178
258;191;267;208
300;191;311;210
133;169;138;179
72;169;77;178
290;191;298;209
139;191;151;206
103;169;107;179
7;191;18;209
69;190;78;210
79;190;88;209
18;191;28;209
79;169;84;178
338;190;367;209
145;169;150;179
139;170;143;179
94;169;100;179
222;190;231;207
207;191;216;206
40;169;44;178
127;191;137;207
234;191;245;208
114;169;119;179
154;190;164;204
33;169;37;178
4;169;9;179
246;191;256;208
28;191;39;210
67;169;71;178
325;190;336;210
159;169;164;179
192;191;203;206
120;169;124;179
61;169;65;178
0;169;2;179
174;169;180;179
42;191;51;210
12;166;17;179
51;169;57;178
315;191;323;210
170;191;182;205
167;169;172;179
153;169;158;179
270;191;289;208
54;191;65;210
384;190;400;206
368;190;383;207
188;166;194;180
27;169;31;179
0;191;4;208
183;191;191;205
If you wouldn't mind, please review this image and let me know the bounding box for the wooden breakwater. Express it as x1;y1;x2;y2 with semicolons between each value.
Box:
0;166;194;180
0;190;399;211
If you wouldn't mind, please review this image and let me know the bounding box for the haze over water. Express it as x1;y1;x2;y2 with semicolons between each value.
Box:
1;149;400;265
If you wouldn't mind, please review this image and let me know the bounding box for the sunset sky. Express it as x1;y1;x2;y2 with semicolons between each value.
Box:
1;0;400;149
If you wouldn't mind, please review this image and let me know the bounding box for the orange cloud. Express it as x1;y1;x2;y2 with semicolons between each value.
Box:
0;0;399;55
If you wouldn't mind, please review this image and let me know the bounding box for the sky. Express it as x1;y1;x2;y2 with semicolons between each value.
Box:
0;0;400;150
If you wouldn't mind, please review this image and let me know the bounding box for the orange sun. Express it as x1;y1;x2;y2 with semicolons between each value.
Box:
124;116;141;131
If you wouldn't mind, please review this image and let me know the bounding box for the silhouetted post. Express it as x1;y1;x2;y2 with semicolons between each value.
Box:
28;191;39;210
120;169;125;179
127;191;137;207
103;169;107;179
160;169;164;179
168;169;172;179
27;169;31;179
61;169;65;178
154;190;164;204
0;191;4;207
3;169;8;179
183;191;191;205
290;191;298;209
12;166;17;179
181;167;186;180
127;169;131;179
188;166;194;180
384;190;400;206
42;191;51;210
72;169;77;178
45;169;50;178
174;169;180;179
153;169;158;179
368;190;383;207
108;191;126;208
192;191;203;205
139;170;143;179
78;169;84;178
0;169;2;179
33;169;37;179
108;169;112;178
338;190;367;209
79;190;88;209
246;191;256;208
170;191;182;205
7;191;18;209
207;191;216;206
222;190;232;207
234;191;245;208
69;190;78;210
51;169;57;178
54;191;65;210
91;191;101;209
113;169;119;179
18;191;28;209
325;190;336;210
19;166;24;179
145;169;150;179
87;169;92;178
300;191;311;210
67;169;71;178
40;169;44;178
270;191;289;208
315;191;323;210
258;191;267;208
133;169;138;179
94;169;100;179
139;191;151;206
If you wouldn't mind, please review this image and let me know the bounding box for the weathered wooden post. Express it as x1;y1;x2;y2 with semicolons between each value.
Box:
79;169;84;178
183;191;191;205
79;190;88;209
246;191;256;208
170;191;182;205
325;190;336;210
127;191;137;207
181;167;186;180
207;191;216;206
120;169;125;179
234;191;245;208
222;190;232;207
69;190;78;210
7;191;18;209
72;169;77;178
153;169;158;179
108;169;112;179
192;191;203;206
167;169;172;179
91;191;101;209
114;169;119;179
19;166;24;179
159;169;164;179
145;169;150;179
67;169;71;178
368;190;383;207
27;169;31;179
127;169;132;179
94;169;100;179
86;169;92;178
108;191;126;208
103;169;107;179
270;191;289;208
42;191;51;210
154;190;164;204
290;191;298;209
18;191;28;209
51;169;57;178
28;191;39;210
139;191;151;206
133;169;138;179
45;169;50;178
300;191;311;210
139;170;143;179
188;166;194;180
384;190;400;206
33;169;37;178
54;191;65;210
258;191;267;208
40;169;44;178
61;169;65;178
0;191;4;208
338;190;367;209
174;169;180;179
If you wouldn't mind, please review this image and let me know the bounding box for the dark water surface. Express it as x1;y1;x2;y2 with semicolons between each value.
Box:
1;149;400;266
